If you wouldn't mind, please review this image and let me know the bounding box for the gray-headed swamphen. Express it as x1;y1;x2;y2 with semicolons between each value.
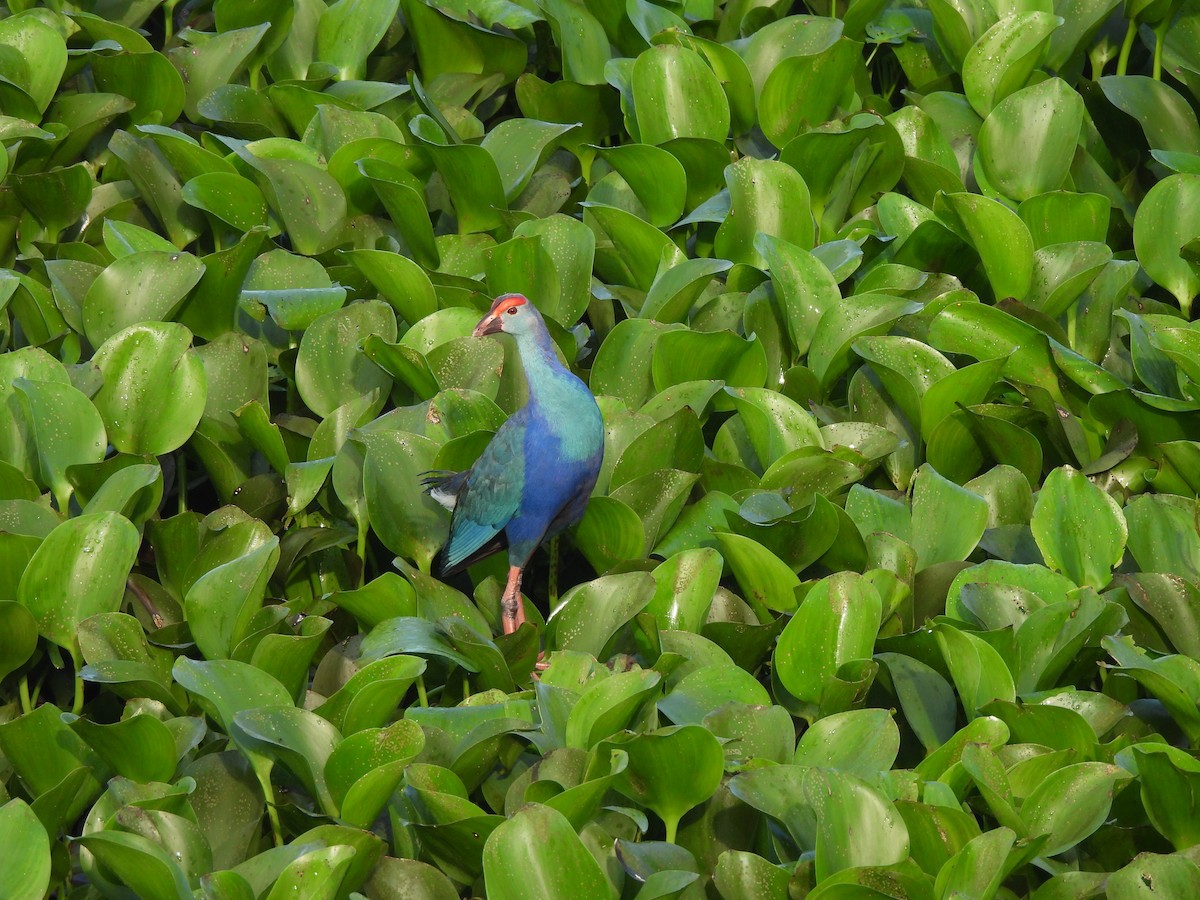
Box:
423;294;605;635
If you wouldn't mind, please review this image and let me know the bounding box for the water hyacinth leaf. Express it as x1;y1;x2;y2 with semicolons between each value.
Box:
738;14;844;94
185;538;280;661
358;158;440;269
511;215;595;326
0;799;50;900
485;237;561;322
609;725;725;843
1133;174;1200;314
240;154;348;256
91;47;185;125
934;624;1016;718
574;496;646;576
648;542;720;633
91;323;207;456
343;249;437;327
168;24;268;121
715;158;814;265
805;768;910;879
652;330;767;401
1098;76;1200;155
1123;495;1200;582
67;714;178;785
632;44;730;146
909;464;989;570
172;656;292;735
0;602;38;682
808;294;923;393
231;706;341;814
74;831;193;900
936;192;1035;301
13;379;105;508
546;571;656;656
756;233;841;358
1131;744;1200;851
1031;466;1127;589
976;78;1083;202
316;0;401;81
18;512;139;665
182;173;269;232
482;804;612;900
1107;854;1200;899
593;144;686;229
1018;191;1111;248
421;143;509;235
360;431;446;573
315;654;426;734
961;12;1062;118
758;40;861;148
933;826;1014;899
714;532;800;613
792;708;900;780
83;251;206;346
295;300;395;418
263;845;355;899
1021;762;1131;855
712;851;789;900
725;386;824;469
12;164;93;236
774;572;882;715
482;118;577;202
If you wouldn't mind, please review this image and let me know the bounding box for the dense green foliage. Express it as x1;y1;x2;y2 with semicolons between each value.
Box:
2;0;1200;896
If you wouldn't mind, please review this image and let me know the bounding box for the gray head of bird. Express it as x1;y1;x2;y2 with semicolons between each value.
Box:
472;293;546;339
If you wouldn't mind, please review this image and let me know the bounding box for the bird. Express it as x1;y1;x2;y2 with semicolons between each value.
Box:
422;293;605;635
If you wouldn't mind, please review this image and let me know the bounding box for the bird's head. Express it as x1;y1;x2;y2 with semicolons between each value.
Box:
472;293;543;339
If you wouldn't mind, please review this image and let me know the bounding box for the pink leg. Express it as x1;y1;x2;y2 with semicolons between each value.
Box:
501;566;525;635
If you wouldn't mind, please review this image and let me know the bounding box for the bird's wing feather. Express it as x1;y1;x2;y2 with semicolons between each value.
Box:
439;416;526;572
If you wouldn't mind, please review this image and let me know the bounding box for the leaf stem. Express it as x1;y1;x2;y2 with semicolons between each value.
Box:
177;452;188;515
416;674;429;707
72;668;84;716
1116;19;1137;77
664;814;679;844
18;673;31;714
548;536;559;608
1152;18;1168;80
356;521;368;588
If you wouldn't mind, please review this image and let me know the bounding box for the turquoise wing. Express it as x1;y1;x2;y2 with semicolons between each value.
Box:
439;415;526;572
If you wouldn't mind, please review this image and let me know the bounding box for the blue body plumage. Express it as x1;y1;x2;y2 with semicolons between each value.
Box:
423;294;604;634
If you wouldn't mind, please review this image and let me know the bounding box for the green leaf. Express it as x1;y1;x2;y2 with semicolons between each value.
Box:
316;0;401;81
976;78;1084;202
0;800;50;900
1133;174;1200;314
961;12;1061;117
482;804;613;900
295;300;395;417
715;157;813;265
18;512;139;665
1021;762;1130;855
609;725;725;843
1031;466;1127;589
91;323;207;456
910;464;989;570
774;572;882;717
632;45;730;145
83;251;205;346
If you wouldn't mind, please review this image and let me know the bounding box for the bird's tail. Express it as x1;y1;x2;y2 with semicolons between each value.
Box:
420;469;468;511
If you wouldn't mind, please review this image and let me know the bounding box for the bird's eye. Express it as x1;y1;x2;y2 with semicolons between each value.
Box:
506;306;519;315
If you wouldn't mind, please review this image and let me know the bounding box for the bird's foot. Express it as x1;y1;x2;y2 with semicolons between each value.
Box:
500;596;526;635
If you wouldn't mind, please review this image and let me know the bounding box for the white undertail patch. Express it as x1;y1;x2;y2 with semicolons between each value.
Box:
429;485;458;511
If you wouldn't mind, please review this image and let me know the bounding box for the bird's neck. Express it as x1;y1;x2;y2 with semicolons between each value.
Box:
516;330;567;394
